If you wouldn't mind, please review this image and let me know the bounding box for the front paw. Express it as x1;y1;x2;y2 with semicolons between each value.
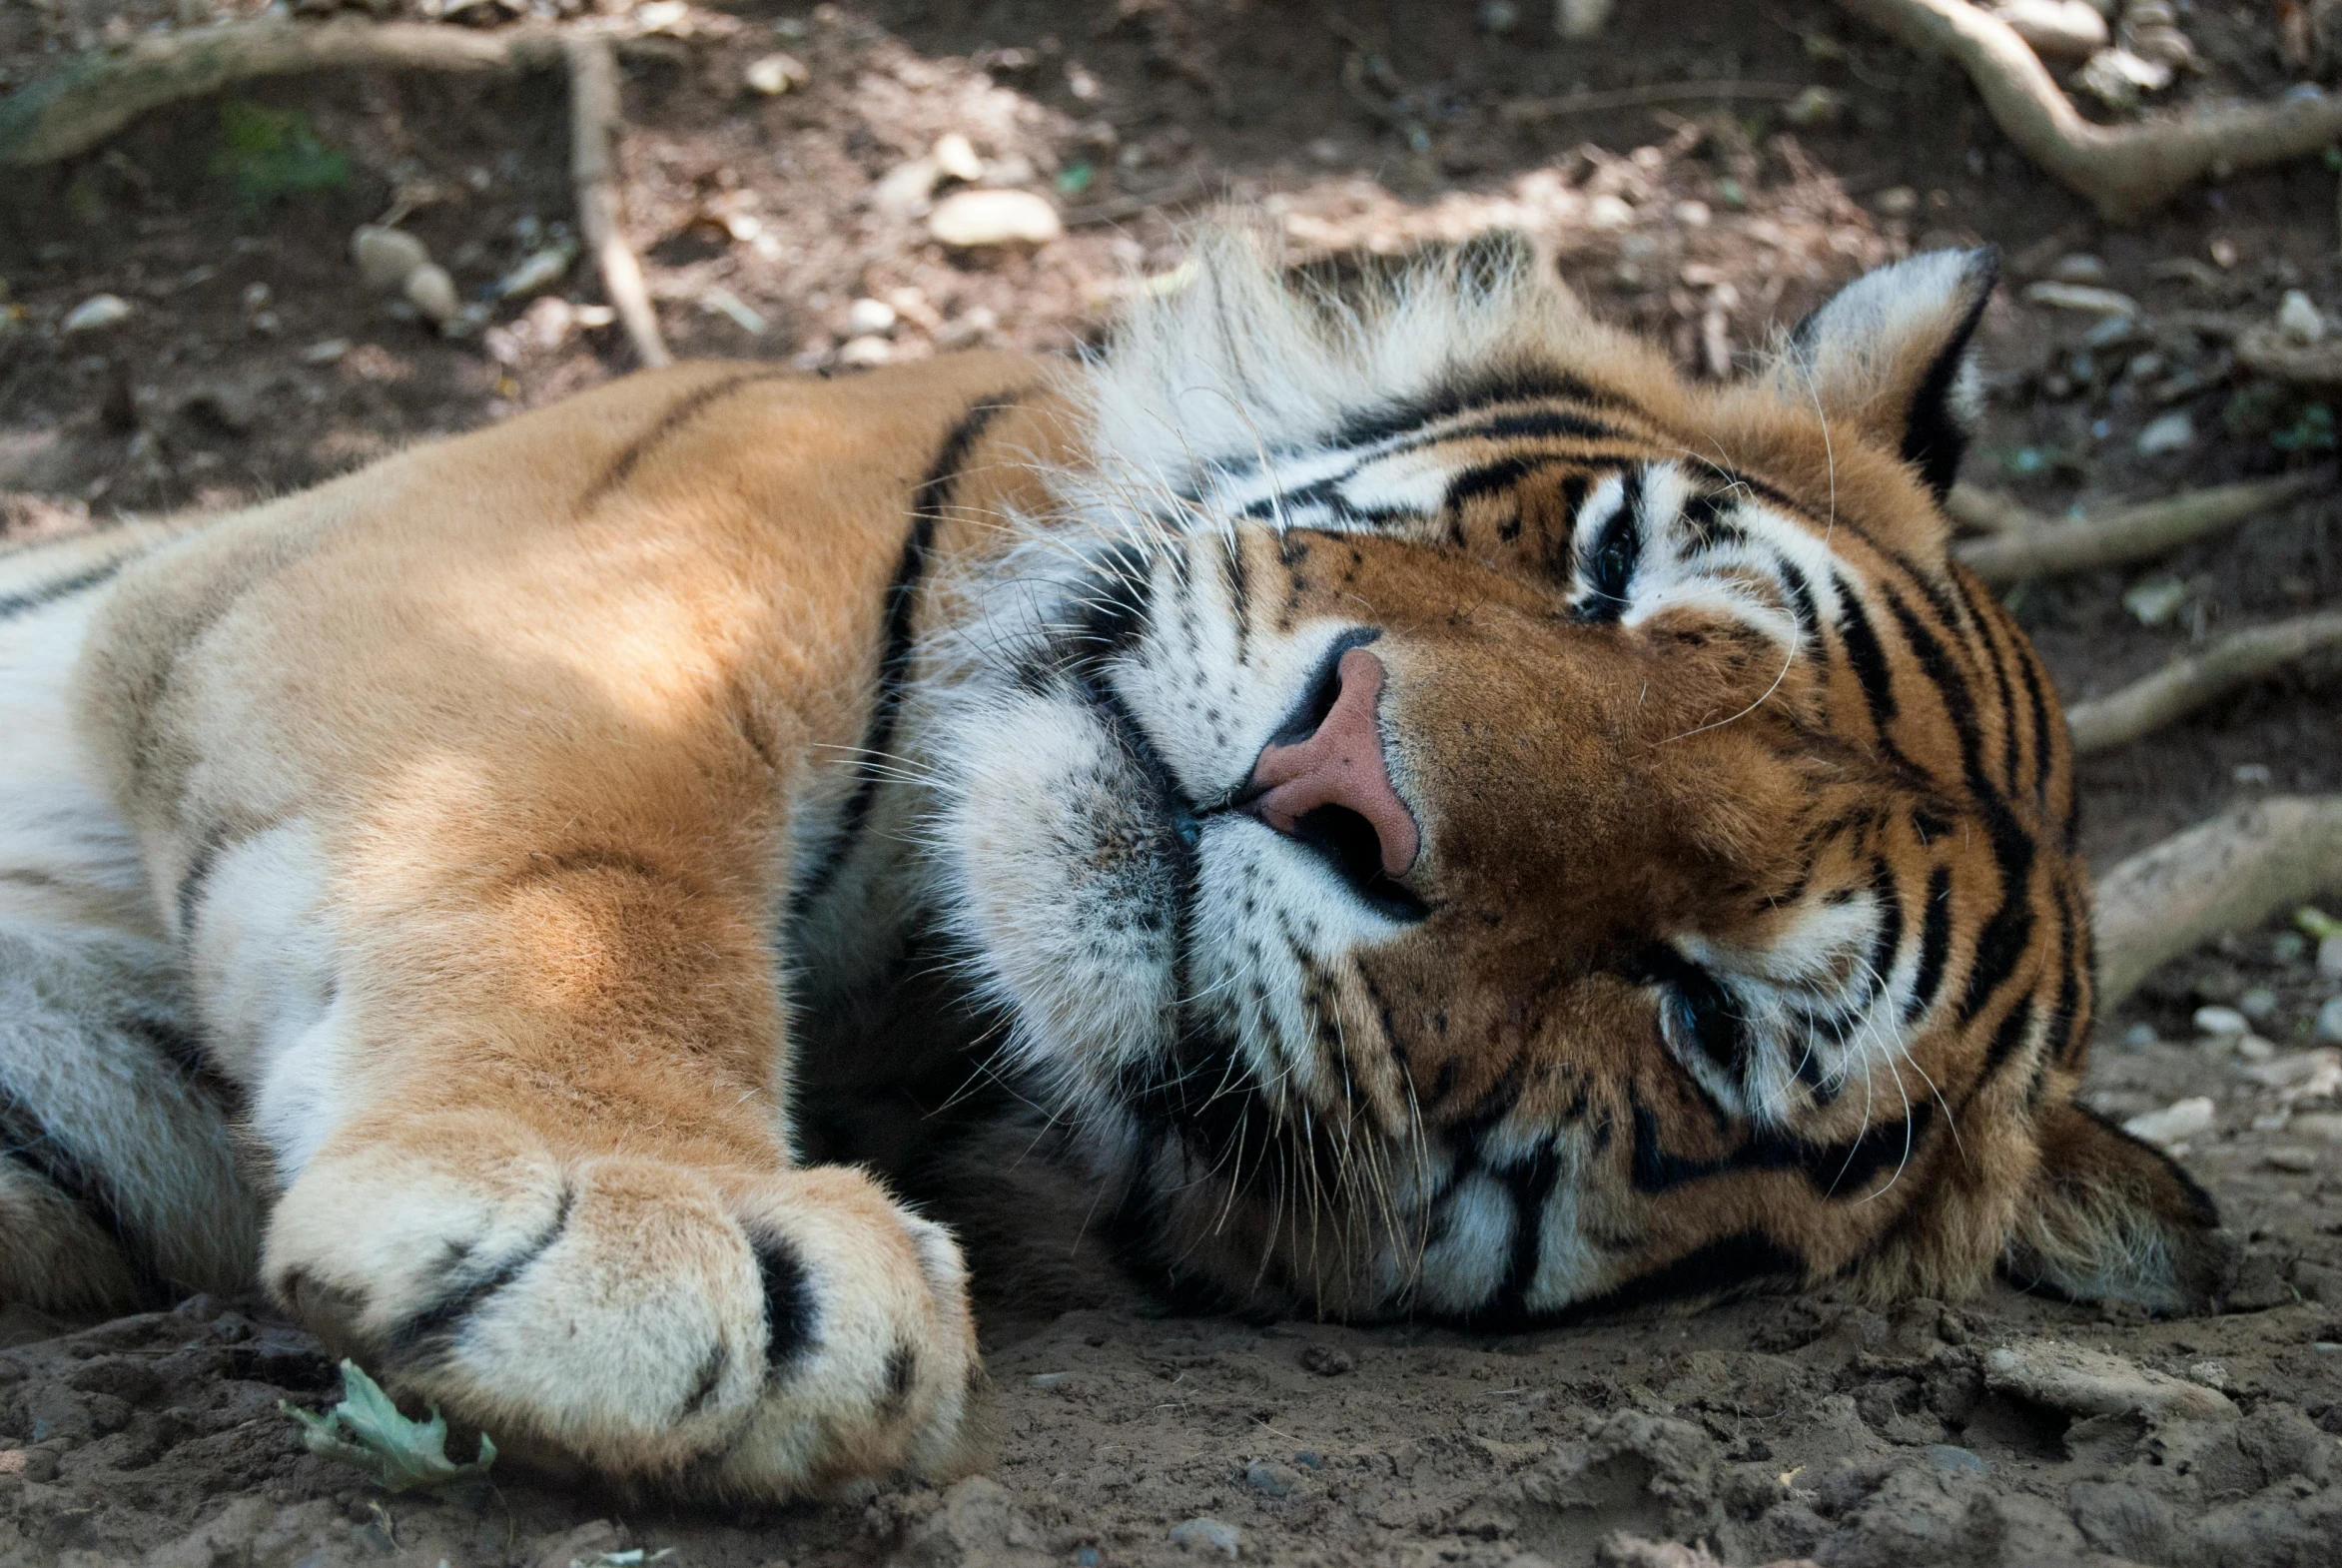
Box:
265;1124;978;1499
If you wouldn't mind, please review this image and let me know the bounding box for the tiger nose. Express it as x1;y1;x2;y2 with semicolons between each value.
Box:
1242;646;1421;876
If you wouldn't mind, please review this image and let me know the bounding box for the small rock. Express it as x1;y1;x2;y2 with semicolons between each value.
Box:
871;157;942;220
2122;1096;2213;1148
241;282;272;311
2122;574;2187;626
928;189;1062;248
2076;46;2172;113
1672;199;1712;228
2236;1049;2342;1093
2264;1147;2318;1173
2236;1035;2277;1063
1925;1443;1987;1474
1586;193;1636;230
1984;1339;2237;1422
836;335;893;368
1169;1517;1241;1558
2321;935;2342;981
2239;988;2279;1021
1478;1;1520;34
352;225;429;292
744;51;807;95
2278;289;2327;346
2295;1110;2342;1143
402;264;459;327
2022;280;2140;316
2194;1005;2250;1037
2048;252;2110;284
1874;186;1919;217
1243;1459;1300;1496
2184;1359;2230;1391
932;131;986;185
1557;0;1615;39
494;247;572;301
2317;997;2342;1045
1993;0;2109;59
526;1521;621;1568
847;297;898;337
61;294;132;334
2135;410;2194;455
1299;1343;1354;1375
2274;932;2308;964
2120;1022;2158;1050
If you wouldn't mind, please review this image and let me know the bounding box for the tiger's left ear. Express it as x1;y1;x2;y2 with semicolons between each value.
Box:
1769;247;1999;499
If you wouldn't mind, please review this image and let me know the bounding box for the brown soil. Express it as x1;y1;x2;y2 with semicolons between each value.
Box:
4;3;2342;1565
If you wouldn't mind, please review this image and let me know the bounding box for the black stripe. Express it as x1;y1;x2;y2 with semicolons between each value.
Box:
578;371;794;510
1832;576;1900;745
0;1086;161;1300
1628;1097;1931;1198
0;559;126;621
383;1183;572;1365
1906;863;1954;1024
176;829;227;939
795;390;1024;911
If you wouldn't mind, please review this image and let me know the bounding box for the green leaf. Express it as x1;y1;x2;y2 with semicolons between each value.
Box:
2298;905;2342;942
280;1360;496;1495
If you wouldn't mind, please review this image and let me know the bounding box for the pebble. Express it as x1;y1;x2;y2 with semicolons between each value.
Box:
1781;87;1842;127
494;247;571;301
2292;1110;2342;1143
1169;1517;1241;1558
2121;573;2186;626
2185;1359;2230;1391
2239;987;2279;1021
1243;1459;1300;1496
2048;252;2109;285
300;339;350;365
836;335;893;368
2135;410;2194;455
1672;199;1712;228
932;131;986;185
2122;1097;2213;1148
1585;194;1636;230
1479;1;1520;33
1993;0;2109;58
352;225;429;293
2273;932;2308;965
61;294;131;334
928;189;1062;248
1926;1443;1987;1474
2265;1147;2318;1173
846;297;898;337
2321;935;2342;981
1299;1343;1354;1375
743;51;808;95
402;264;458;327
2278;289;2327;346
2121;1022;2158;1050
2194;1005;2249;1037
1984;1339;2236;1422
2022;280;2139;316
2236;1049;2342;1092
2236;1035;2277;1063
872;158;943;220
2318;997;2342;1045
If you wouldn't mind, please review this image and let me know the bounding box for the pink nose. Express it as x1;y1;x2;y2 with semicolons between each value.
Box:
1243;646;1420;876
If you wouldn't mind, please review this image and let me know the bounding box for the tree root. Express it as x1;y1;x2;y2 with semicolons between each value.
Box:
1953;471;2326;583
2096;795;2342;1008
565;35;669;369
1830;0;2342;220
0;19;560;167
2066;610;2342;756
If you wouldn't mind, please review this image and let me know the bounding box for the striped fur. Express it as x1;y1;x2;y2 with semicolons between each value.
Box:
0;233;2226;1501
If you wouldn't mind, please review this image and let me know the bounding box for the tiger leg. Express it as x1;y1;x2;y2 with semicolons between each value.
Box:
0;532;261;1310
198;833;978;1498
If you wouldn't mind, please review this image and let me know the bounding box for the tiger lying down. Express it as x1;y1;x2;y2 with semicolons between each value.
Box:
0;230;2232;1500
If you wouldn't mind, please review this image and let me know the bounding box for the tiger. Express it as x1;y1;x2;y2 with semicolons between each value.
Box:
0;229;2231;1500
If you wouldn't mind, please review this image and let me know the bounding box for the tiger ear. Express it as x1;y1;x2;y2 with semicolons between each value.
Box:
2002;1100;2237;1314
1768;247;1999;499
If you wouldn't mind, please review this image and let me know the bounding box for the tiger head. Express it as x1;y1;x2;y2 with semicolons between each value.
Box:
929;231;2233;1322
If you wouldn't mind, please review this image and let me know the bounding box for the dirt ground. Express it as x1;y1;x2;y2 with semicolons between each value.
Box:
5;2;2342;1565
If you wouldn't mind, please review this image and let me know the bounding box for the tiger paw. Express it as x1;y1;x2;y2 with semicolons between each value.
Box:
264;1119;978;1499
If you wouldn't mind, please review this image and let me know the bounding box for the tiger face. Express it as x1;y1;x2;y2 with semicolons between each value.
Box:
930;233;2232;1322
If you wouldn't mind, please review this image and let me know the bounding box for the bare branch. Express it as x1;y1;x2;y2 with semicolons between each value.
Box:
1945;481;2042;536
2096;795;2342;1008
1954;471;2326;583
2233;325;2342;389
1830;0;2342;220
565;35;669;370
0;19;558;167
2067;610;2342;755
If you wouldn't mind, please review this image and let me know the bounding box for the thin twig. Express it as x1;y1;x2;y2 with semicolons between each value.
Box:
1954;471;2326;583
1831;0;2342;219
0;19;560;166
2067;610;2342;755
565;35;669;370
2096;795;2342;1008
